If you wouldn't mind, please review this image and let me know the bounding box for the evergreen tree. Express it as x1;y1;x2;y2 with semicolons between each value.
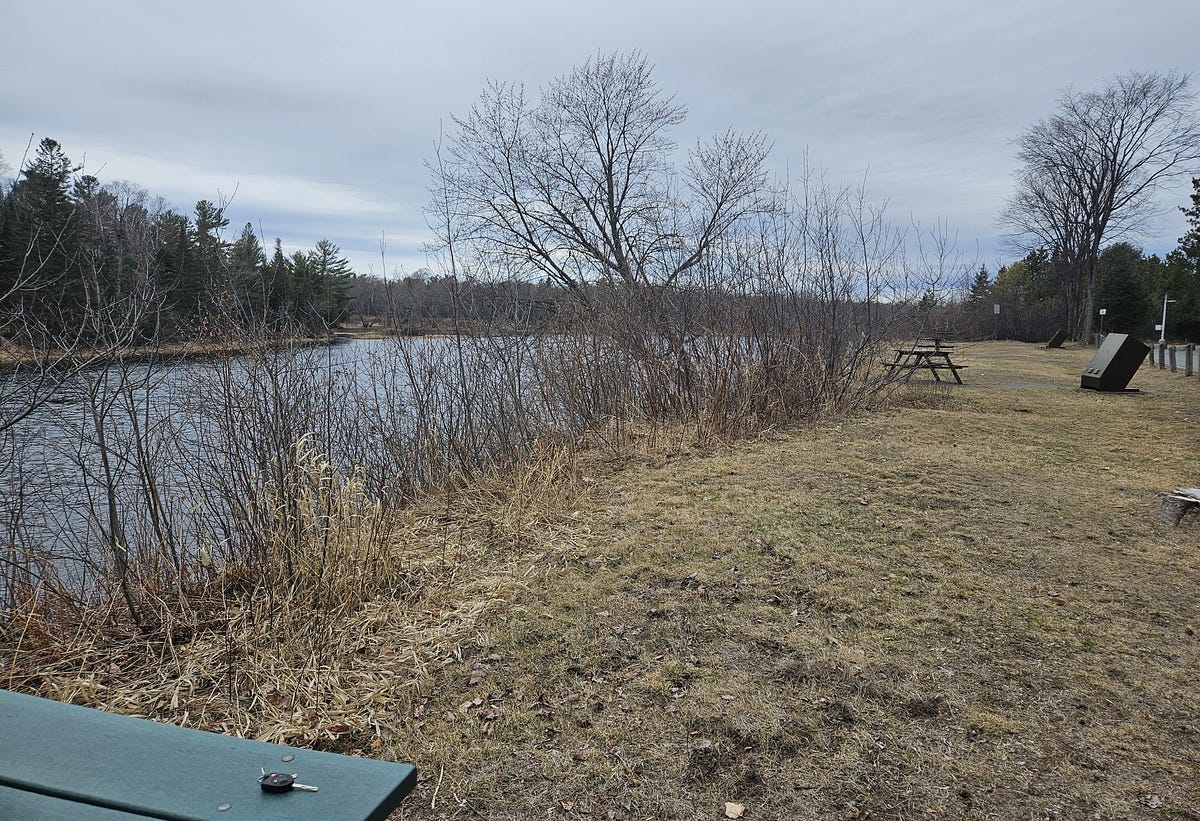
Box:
228;222;266;319
0;136;373;341
992;249;1063;341
961;264;995;339
265;238;292;319
1157;177;1200;340
966;264;992;306
288;249;317;325
229;222;264;271
1095;242;1152;334
310;239;353;327
994;250;1057;306
0;139;81;323
1179;178;1200;262
185;200;228;322
155;210;194;324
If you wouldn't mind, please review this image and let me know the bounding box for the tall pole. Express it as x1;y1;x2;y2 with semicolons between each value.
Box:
1160;293;1176;343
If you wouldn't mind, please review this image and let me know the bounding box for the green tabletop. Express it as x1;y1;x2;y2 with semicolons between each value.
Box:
0;689;417;820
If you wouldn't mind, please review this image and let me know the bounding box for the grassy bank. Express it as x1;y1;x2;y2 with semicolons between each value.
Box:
393;341;1198;819
4;341;1197;818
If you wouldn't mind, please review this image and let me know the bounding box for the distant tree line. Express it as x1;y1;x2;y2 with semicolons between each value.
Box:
347;271;564;333
958;177;1200;342
0;137;354;346
998;70;1199;341
7;69;1195;353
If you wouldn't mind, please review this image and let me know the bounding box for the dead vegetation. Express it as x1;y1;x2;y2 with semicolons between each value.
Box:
3;341;1197;819
1;437;586;747
390;341;1199;819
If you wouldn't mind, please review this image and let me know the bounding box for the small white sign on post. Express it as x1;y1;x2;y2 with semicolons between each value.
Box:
1099;308;1107;316
993;304;1001;315
1155;324;1164;331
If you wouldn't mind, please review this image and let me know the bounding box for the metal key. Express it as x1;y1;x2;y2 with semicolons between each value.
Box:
260;769;319;793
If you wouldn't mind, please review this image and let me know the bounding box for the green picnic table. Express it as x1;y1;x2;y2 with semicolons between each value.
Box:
0;689;417;820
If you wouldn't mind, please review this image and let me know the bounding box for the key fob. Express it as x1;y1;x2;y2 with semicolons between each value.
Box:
260;772;295;793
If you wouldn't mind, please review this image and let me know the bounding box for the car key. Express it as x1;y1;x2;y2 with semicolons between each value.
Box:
260;769;319;793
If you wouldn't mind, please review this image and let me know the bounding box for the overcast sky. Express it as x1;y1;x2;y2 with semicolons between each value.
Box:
2;0;1197;278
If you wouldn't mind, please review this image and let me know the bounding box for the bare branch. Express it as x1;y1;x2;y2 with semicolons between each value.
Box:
427;51;770;295
999;70;1200;338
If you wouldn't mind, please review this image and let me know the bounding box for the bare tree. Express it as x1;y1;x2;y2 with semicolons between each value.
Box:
428;51;771;298
1000;70;1200;339
903;218;977;336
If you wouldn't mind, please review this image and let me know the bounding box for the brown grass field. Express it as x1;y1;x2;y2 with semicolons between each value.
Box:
4;340;1197;819
390;341;1199;820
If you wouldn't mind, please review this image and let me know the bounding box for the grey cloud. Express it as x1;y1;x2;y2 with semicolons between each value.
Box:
3;0;1196;275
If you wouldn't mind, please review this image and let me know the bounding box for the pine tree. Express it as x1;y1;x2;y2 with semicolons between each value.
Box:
289;250;316;326
1178;177;1200;261
186;200;228;323
0;139;81;323
1158;178;1200;340
155;210;194;325
310;239;354;327
265;238;292;319
966;265;992;305
228;222;266;320
1095;242;1152;334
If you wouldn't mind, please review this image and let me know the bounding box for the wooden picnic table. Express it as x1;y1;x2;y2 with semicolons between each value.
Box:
882;338;967;384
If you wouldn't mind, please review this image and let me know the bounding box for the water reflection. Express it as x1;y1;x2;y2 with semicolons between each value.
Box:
2;338;400;596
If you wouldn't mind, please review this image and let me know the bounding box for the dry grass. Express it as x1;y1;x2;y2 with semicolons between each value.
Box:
4;341;1197;819
388;341;1199;819
1;441;588;750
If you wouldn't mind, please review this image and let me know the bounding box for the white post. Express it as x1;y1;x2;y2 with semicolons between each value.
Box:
1159;293;1176;343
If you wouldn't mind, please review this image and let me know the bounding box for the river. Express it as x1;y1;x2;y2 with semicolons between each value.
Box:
2;337;467;599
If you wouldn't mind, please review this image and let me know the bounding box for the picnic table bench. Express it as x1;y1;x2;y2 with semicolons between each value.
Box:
882;337;968;384
0;689;417;820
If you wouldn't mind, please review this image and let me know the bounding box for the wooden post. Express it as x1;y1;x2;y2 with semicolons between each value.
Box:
1169;345;1177;373
1158;342;1166;369
1189;344;1196;378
